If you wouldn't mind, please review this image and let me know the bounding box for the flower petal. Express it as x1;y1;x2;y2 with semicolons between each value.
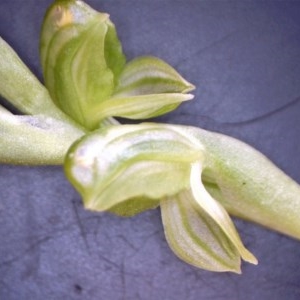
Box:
89;56;195;121
114;56;195;96
40;0;125;129
180;125;300;241
161;190;242;273
190;162;258;265
91;93;193;121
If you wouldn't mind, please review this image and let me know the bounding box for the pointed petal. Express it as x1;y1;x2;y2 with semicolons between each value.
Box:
161;190;242;273
114;56;195;97
93;55;195;121
92;93;193;121
177;124;300;241
190;162;257;265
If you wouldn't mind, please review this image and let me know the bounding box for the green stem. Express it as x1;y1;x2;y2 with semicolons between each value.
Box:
0;108;84;165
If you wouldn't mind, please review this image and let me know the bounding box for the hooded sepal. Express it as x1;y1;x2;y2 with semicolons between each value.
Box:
64;123;203;214
40;0;126;129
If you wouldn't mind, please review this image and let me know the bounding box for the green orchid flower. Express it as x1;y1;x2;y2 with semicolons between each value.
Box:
64;122;300;272
40;0;194;130
0;0;300;274
65;123;261;273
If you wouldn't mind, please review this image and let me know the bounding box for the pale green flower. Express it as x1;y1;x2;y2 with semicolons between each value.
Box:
64;123;258;273
39;0;194;129
1;0;300;274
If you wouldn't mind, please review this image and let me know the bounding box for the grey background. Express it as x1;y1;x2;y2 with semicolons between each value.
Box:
1;1;300;299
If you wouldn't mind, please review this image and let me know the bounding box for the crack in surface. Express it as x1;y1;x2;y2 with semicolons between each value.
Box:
0;215;100;269
176;95;300;128
71;198;91;254
175;30;239;68
222;95;300;126
0;235;52;269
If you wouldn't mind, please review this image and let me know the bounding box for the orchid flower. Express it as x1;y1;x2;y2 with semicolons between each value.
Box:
1;0;300;273
65;123;260;273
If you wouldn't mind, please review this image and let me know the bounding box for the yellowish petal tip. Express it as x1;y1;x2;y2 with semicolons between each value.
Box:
242;250;258;265
54;6;73;27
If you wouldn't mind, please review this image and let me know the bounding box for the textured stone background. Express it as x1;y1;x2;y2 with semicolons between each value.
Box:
1;1;300;299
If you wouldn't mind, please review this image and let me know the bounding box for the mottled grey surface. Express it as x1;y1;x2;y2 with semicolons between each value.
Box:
1;1;300;299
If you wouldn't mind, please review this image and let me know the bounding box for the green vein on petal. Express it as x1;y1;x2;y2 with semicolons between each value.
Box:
64;124;204;213
177;125;300;241
114;56;195;97
40;0;125;129
53;21;114;128
161;190;242;273
40;0;99;72
190;161;257;265
91;93;193;122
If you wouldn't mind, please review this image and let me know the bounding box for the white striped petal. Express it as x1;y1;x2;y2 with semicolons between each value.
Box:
114;56;195;97
92;93;193;121
161;190;242;273
190;161;258;265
